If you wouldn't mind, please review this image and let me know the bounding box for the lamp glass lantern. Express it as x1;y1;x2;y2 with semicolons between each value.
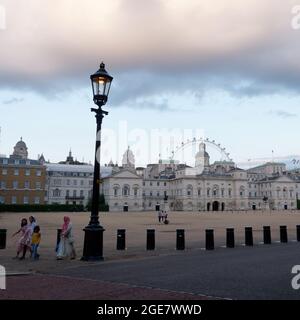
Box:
90;62;113;106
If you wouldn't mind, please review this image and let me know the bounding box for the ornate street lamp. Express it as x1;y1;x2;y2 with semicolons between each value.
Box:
82;62;113;261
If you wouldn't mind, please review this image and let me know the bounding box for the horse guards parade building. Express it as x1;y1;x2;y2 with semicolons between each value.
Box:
1;138;300;212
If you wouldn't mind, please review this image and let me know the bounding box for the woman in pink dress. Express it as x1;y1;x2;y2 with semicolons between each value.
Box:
12;218;32;260
56;216;76;260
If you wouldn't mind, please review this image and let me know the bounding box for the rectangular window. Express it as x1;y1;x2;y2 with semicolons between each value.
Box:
13;181;18;189
12;196;17;204
0;196;4;203
80;180;84;186
36;182;41;189
34;197;40;204
25;169;30;176
24;181;30;189
80;190;84;197
36;170;41;176
73;180;77;186
14;169;19;176
157;182;160;186
3;159;8;165
2;169;7;175
0;181;6;189
67;179;70;186
89;180;93;186
73;190;77;197
23;196;29;204
66;190;70;197
164;182;167;186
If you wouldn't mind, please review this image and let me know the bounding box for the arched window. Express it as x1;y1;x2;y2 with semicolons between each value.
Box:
187;185;193;197
113;184;120;197
123;185;130;196
212;185;219;197
53;188;61;197
133;184;139;197
239;186;245;197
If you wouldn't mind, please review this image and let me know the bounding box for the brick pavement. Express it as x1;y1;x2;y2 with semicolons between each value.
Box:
0;274;214;300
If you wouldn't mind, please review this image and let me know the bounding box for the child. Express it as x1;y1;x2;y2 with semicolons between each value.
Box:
31;225;41;260
12;218;32;260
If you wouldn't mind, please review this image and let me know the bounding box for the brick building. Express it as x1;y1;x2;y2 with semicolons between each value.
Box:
0;139;46;205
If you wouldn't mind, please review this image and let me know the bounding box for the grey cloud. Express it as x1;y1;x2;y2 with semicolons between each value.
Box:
2;98;24;104
1;0;300;108
269;110;297;118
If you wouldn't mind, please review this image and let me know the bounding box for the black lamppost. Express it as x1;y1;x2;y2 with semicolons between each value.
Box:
82;62;113;261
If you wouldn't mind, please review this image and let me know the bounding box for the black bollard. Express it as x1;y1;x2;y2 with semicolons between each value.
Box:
56;228;62;252
280;226;288;243
263;226;271;244
0;229;7;250
117;229;126;250
226;228;235;248
245;227;253;246
176;229;185;250
206;229;214;250
297;225;300;242
147;229;155;250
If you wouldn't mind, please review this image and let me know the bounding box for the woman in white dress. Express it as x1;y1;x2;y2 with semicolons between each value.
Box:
56;216;76;260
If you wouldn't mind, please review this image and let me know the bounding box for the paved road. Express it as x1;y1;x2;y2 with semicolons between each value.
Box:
55;242;300;300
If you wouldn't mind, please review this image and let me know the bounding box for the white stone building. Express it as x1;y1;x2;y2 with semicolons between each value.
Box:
101;169;143;212
101;144;300;212
45;152;113;206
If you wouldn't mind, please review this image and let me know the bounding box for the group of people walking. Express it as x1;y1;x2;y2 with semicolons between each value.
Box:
158;210;169;224
12;216;41;260
12;215;76;261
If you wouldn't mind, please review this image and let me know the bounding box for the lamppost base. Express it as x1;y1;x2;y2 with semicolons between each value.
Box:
81;225;105;261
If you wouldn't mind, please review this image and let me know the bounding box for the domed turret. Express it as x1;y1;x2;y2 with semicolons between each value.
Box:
122;146;135;168
12;137;28;159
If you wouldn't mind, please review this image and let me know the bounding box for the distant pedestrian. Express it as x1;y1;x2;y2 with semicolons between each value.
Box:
31;225;41;260
12;218;32;260
163;211;169;224
158;210;163;223
56;216;76;260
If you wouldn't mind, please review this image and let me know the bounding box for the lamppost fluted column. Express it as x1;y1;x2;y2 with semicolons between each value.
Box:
81;62;113;261
89;107;107;227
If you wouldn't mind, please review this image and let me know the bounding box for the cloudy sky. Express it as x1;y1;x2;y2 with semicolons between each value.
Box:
0;0;300;167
